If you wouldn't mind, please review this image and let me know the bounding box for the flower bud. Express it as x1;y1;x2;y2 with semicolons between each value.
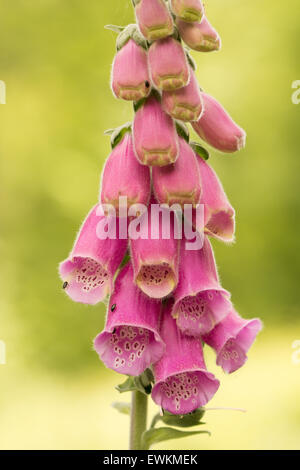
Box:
152;137;201;208
59;205;128;305
192;92;246;153
162;68;203;122
94;263;165;376
100;132;151;215
176;16;221;52
171;0;204;22
203;310;262;374
152;300;220;414
111;39;151;101
195;156;235;242
130;198;180;299
148;37;190;91
135;0;174;41
133;95;179;166
172;237;231;336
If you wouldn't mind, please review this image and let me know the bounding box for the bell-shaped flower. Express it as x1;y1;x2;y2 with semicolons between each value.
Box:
130;198;180;299
172;237;231;336
195;156;235;242
176;16;221;52
100;132;151;215
134;0;174;41
152;137;201;208
170;0;204;22
148;37;190;91
111;39;151;101
133;95;179;166
59;204;128;305
203;309;262;374
162;68;203;122
94;263;165;376
192;92;246;153
152;300;220;414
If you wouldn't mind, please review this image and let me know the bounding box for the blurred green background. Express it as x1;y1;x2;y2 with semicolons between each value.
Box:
0;0;300;450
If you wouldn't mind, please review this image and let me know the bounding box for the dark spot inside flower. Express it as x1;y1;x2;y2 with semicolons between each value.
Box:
112;328;116;334
111;304;117;312
145;81;150;88
62;281;68;290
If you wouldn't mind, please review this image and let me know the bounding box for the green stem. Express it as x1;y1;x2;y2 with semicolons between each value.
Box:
129;390;148;450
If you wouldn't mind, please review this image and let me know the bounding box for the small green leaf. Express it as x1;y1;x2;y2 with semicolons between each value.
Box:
185;50;196;71
111;122;132;149
190;141;210;160
134;89;161;113
140;368;154;386
111;402;131;415
119;252;131;269
151;407;205;428
162;408;206;428
116;369;154;395
116;24;148;51
115;376;137;394
171;25;181;42
175;120;189;143
133;97;147;113
105;25;125;34
142;427;210;450
134;369;154;395
104;128;115;136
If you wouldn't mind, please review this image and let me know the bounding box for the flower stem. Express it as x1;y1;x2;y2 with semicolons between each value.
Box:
129;390;148;450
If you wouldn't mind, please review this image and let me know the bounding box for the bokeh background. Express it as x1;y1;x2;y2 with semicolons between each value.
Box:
1;0;300;450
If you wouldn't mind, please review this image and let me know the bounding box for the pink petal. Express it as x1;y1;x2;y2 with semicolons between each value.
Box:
152;300;220;414
171;0;204;22
172;237;231;336
130;198;180;298
94;263;165;376
100;132;151;214
195;156;235;242
135;0;174;41
204;310;262;374
111;39;151;101
152;137;202;208
176;16;221;52
148;37;190;91
162;68;203;122
133;95;179;166
192;92;246;153
59;205;128;305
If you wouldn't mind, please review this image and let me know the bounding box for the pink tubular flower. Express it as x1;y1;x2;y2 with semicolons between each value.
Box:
162;68;203;122
94;263;165;376
130;199;180;299
135;0;174;41
133;95;179;166
100;132;151;214
152;300;220;414
59;205;128;305
148;37;190;91
111;39;151;101
152;137;201;208
192;92;246;153
176;16;221;52
171;0;204;22
195;156;235;243
203;310;262;374
172;237;231;336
